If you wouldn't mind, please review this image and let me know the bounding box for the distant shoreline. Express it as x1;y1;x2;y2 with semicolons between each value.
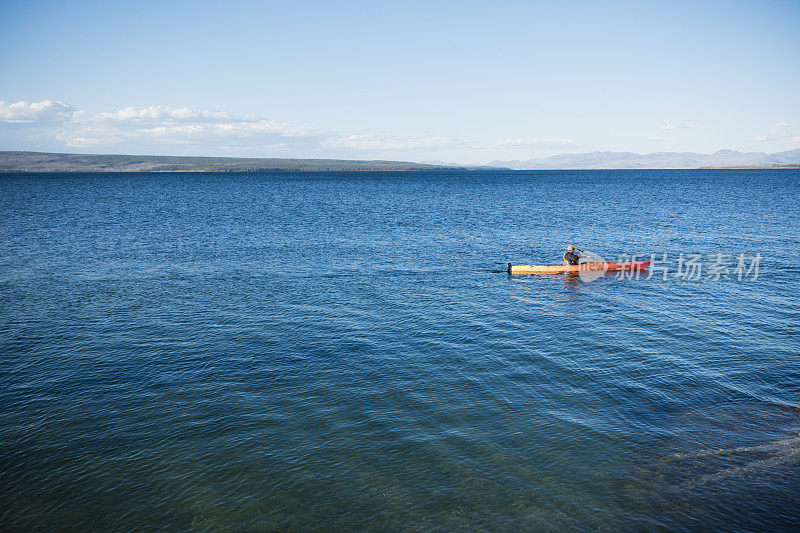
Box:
1;150;799;173
0;151;465;173
699;164;800;169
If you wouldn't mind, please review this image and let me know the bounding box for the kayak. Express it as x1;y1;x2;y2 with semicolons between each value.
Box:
508;260;651;275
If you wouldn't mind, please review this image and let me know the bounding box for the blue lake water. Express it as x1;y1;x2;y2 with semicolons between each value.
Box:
1;169;799;530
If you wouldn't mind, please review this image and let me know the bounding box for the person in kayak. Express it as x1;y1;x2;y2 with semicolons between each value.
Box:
563;245;582;265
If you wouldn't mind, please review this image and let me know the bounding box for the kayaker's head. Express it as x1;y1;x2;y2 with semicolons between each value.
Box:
567;245;575;252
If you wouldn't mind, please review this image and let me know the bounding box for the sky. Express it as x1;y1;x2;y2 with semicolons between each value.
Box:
1;0;799;163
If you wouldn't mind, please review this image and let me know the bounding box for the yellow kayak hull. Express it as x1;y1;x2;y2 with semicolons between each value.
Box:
508;260;651;275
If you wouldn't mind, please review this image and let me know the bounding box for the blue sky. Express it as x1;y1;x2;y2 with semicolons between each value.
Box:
1;0;799;163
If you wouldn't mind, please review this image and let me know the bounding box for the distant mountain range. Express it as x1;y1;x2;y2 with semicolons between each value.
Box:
484;148;800;170
0;151;458;172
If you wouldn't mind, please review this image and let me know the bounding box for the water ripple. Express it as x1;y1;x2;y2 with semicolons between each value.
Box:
1;170;799;530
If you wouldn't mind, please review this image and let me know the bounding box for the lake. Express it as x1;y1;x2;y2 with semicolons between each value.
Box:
1;169;799;530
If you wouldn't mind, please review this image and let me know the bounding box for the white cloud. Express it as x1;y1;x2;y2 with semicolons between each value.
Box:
0;99;468;157
323;134;465;151
648;136;664;142
793;136;800;144
494;137;578;148
662;120;694;131
56;112;324;149
0;100;75;123
753;121;794;143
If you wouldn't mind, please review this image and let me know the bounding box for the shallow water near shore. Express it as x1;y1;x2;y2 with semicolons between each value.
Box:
1;169;799;530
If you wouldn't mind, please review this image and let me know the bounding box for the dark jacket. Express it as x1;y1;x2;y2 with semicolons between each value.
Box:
563;251;580;265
